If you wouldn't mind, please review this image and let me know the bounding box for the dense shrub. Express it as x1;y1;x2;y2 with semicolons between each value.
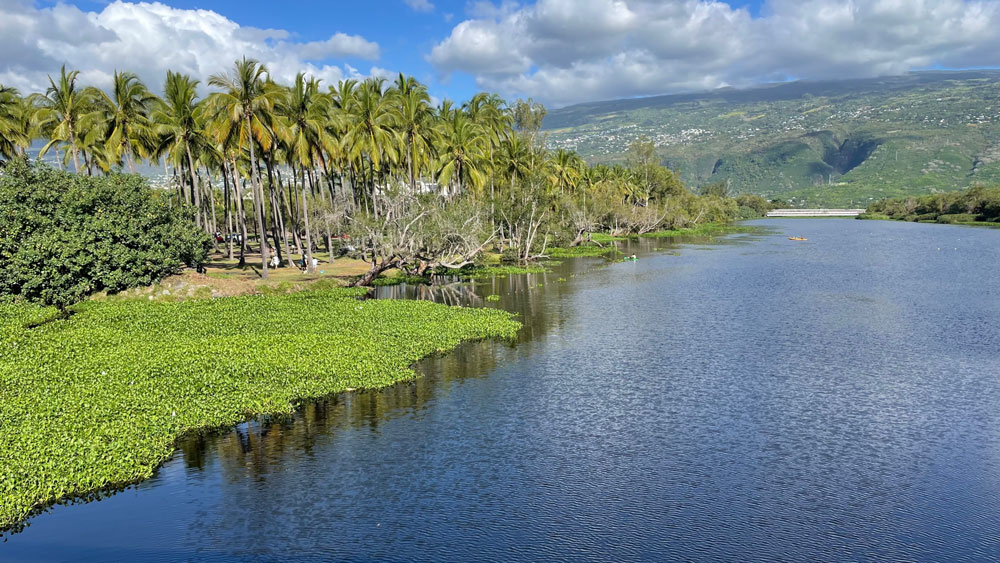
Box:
734;193;774;217
0;159;211;309
936;213;979;224
864;185;1000;224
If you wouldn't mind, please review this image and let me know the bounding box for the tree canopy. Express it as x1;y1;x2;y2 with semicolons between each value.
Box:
0;159;211;309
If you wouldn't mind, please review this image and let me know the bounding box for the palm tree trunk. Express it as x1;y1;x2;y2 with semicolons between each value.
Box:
273;170;294;266
186;144;202;230
303;168;315;273
408;134;416;192
222;164;234;260
162;157;172;204
206;168;219;245
245;115;268;279
230;158;249;267
268;187;285;268
285;180;304;256
69;127;80;173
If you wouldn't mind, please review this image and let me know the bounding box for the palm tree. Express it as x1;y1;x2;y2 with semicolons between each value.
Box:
94;71;156;173
550;149;584;195
388;73;435;192
498;134;531;191
152;71;211;229
276;73;332;273
436;112;487;196
205;57;282;278
345;78;397;217
32;66;94;173
0;85;29;160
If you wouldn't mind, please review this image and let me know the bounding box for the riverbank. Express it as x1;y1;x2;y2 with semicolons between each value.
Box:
0;220;752;532
0;290;520;532
858;212;1000;227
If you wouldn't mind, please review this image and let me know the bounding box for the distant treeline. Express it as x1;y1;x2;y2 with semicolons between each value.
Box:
861;186;1000;224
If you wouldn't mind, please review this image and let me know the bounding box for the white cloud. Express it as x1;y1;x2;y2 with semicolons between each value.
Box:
404;0;435;12
0;0;383;94
297;33;380;61
429;0;1000;106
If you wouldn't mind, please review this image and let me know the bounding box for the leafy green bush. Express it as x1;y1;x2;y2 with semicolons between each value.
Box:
0;289;520;531
936;213;979;224
0;159;211;309
865;186;1000;224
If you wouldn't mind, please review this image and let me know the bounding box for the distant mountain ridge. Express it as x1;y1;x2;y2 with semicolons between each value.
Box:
543;71;1000;206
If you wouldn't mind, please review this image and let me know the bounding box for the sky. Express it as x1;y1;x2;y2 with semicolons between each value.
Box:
1;0;998;107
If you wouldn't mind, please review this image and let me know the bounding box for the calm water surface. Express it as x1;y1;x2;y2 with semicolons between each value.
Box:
5;219;1000;561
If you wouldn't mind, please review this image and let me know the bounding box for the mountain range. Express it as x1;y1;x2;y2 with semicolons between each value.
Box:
543;71;1000;206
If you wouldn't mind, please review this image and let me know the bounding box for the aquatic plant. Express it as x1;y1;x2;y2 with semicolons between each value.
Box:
438;265;548;279
548;245;622;258
371;274;430;286
0;289;519;531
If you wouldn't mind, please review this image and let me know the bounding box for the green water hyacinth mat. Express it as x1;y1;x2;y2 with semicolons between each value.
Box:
0;290;521;530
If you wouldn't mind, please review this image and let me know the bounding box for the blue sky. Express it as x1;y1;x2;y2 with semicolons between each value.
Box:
5;1;998;107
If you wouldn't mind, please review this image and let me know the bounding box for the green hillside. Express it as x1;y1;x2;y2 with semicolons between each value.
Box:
543;71;1000;207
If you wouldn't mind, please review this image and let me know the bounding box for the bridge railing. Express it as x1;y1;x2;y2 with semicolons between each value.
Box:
766;209;865;217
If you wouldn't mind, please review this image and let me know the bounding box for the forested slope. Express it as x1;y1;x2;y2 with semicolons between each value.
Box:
544;71;1000;206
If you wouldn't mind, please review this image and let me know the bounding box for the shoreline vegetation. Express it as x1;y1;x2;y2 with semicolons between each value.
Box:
0;59;777;532
857;186;1000;226
0;291;520;532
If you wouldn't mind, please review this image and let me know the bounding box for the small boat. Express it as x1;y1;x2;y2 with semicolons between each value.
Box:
788;236;808;241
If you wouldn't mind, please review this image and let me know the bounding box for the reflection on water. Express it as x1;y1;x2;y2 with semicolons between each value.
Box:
5;220;1000;562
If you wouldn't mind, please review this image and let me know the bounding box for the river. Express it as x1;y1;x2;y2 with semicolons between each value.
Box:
4;219;1000;561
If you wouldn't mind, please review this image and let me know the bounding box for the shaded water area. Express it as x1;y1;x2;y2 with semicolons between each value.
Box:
5;219;1000;561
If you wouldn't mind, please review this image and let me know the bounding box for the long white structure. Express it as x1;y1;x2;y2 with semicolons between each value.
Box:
766;208;865;217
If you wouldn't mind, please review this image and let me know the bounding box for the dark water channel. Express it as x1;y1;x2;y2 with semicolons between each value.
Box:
5;219;1000;561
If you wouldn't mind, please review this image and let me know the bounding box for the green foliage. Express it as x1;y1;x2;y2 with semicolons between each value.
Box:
863;185;1000;223
485;294;501;302
700;179;731;198
371;274;430;287
936;213;979;224
442;264;548;278
548;245;622;258
0;289;520;530
734;193;773;217
0;160;211;309
639;222;754;238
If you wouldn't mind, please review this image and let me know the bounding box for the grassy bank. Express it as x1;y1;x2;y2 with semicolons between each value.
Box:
0;290;519;531
639;223;754;238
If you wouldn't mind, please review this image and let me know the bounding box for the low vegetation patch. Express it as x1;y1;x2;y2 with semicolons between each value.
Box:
0;289;519;531
548;244;622;258
439;264;549;279
640;223;751;238
371;274;430;287
862;186;1000;224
